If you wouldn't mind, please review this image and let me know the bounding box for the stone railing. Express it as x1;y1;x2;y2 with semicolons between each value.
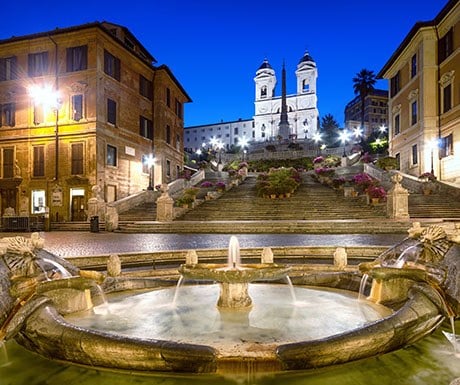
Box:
108;190;157;215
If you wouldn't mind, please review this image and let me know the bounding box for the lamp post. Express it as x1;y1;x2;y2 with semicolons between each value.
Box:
313;132;322;156
146;154;155;190
239;137;249;162
339;130;350;157
429;139;438;176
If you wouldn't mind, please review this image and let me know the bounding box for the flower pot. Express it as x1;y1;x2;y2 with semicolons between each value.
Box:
371;197;380;205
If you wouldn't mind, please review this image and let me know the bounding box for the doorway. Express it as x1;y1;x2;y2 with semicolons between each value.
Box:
70;188;86;221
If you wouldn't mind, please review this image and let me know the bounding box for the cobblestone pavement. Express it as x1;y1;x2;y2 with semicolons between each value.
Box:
0;231;406;257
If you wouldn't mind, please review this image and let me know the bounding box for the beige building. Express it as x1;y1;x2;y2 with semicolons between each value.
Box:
378;0;460;182
0;21;190;224
344;89;388;138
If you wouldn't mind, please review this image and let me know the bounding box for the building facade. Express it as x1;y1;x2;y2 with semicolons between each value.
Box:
344;89;388;138
0;22;190;222
184;51;319;151
253;52;319;142
184;118;253;152
378;0;460;182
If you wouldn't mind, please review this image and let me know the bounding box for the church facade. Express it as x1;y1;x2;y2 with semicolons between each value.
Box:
253;52;319;142
184;52;319;151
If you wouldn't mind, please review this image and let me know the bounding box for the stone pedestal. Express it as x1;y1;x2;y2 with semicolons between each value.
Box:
156;185;174;221
217;282;252;308
105;206;119;232
387;173;409;220
87;185;106;222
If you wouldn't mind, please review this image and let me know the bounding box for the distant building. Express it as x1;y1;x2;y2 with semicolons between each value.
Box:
344;89;388;138
378;0;460;182
184;118;253;152
0;21;190;222
184;51;319;150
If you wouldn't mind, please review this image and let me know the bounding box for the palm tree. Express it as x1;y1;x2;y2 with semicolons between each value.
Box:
352;69;376;137
320;113;340;146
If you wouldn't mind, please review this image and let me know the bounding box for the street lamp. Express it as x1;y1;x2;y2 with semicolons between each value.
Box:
239;137;249;161
313;132;322;155
353;127;363;141
146;154;155;190
216;141;224;164
429;139;438;176
29;85;61;180
339;130;350;157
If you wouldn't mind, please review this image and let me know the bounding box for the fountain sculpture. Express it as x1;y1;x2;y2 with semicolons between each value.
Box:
0;225;459;375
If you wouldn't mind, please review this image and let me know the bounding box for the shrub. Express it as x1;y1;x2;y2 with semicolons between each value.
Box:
200;181;213;188
419;172;436;182
215;181;226;191
313;156;324;164
376;156;398;170
366;186;387;199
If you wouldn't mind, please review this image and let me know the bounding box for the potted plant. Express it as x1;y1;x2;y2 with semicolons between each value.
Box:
366;186;387;204
419;172;437;195
215;181;226;192
376;156;399;171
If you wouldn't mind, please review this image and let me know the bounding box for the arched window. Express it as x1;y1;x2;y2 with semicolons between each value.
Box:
302;80;309;92
261;86;267;98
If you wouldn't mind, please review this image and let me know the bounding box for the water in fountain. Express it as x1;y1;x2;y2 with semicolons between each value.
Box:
66;284;392;356
358;274;369;301
91;284;110;314
391;245;421;268
0;340;8;367
285;276;298;304
228;235;241;269
39;258;73;279
171;276;184;307
443;316;459;356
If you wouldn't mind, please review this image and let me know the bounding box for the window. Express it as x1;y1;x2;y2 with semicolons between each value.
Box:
176;134;181;151
71;143;84;175
139;75;153;100
440;133;453;158
443;83;452;113
166;159;171;177
438;28;453;64
33;146;45;177
28;52;49;77
261;85;267;98
33;102;44;125
31;190;46;214
390;71;400;97
106;145;117;166
394;114;400;135
166;125;171;144
411;54;417;78
104;50;120;81
302;80;309;92
140;116;153;139
72;94;83;121
0;103;15;127
234;127;239;135
0;56;17;81
141;154;149;174
66;45;87;72
175;98;182;118
411;100;418;125
395;153;400;170
107;98;116;125
2;148;14;178
412;144;418;165
166;88;171;107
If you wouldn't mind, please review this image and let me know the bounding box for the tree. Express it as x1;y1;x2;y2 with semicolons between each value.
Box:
352;69;376;137
320;113;340;146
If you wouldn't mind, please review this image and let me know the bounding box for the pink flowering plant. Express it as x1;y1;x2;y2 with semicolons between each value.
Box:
366;185;387;199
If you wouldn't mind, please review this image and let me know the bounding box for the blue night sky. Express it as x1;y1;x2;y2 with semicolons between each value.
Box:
0;0;448;127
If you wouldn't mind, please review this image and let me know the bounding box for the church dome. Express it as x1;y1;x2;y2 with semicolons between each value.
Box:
258;58;272;70
298;51;316;66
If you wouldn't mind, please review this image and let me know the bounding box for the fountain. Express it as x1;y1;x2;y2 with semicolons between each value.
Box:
178;236;291;308
0;226;459;375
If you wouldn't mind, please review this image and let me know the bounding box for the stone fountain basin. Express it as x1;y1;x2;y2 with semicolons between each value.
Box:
178;263;292;283
12;272;446;374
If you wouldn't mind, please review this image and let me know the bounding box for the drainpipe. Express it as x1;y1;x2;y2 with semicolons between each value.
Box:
48;35;59;181
434;26;442;181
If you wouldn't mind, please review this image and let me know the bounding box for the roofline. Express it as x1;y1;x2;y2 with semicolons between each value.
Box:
156;64;192;103
185;118;253;129
0;21;157;64
377;0;456;78
344;88;388;109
